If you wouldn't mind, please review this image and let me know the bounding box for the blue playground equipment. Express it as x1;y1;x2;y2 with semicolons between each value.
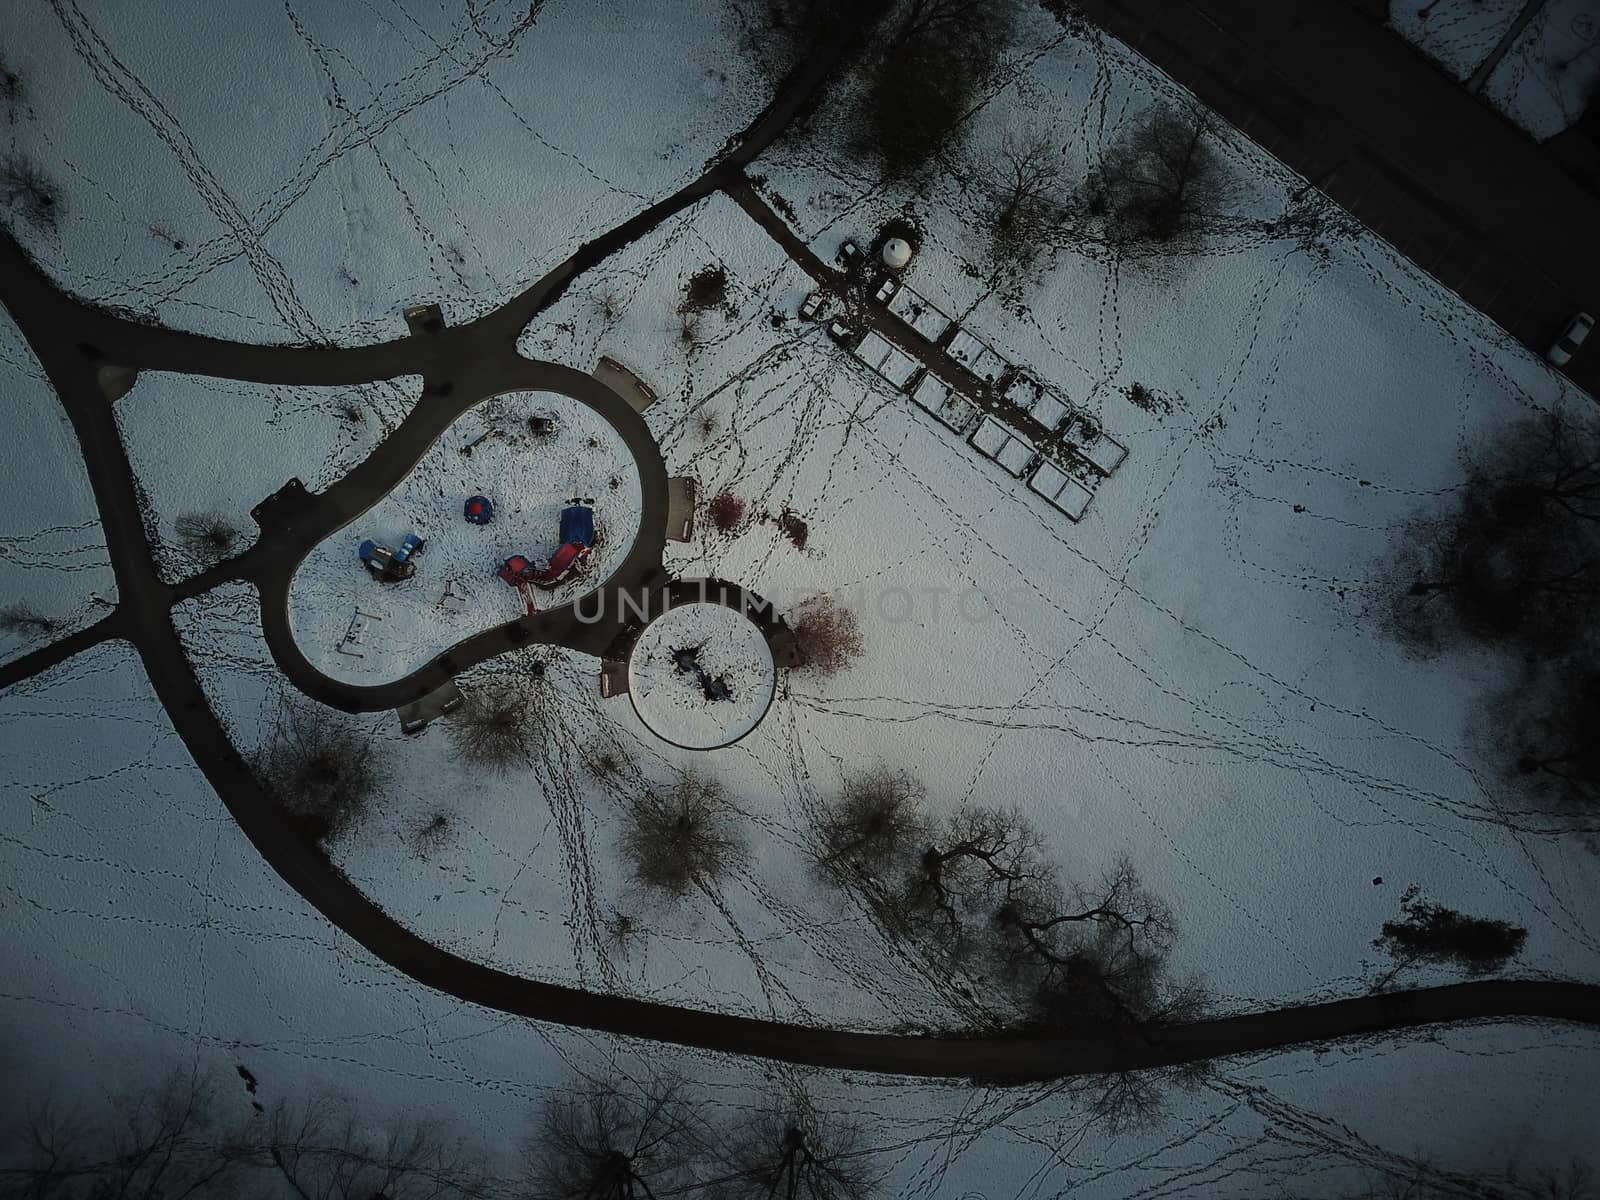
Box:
558;500;595;547
463;495;494;525
358;532;424;582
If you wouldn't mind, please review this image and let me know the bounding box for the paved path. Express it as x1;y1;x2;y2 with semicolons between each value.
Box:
1066;0;1600;397
2;1;1598;1082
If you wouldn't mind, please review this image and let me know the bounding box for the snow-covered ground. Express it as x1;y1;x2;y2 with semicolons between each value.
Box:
627;600;777;749
1389;0;1600;139
286;390;642;685
0;313;115;664
6;0;1600;1189
2;0;763;344
116;372;422;582
6;642;1598;1200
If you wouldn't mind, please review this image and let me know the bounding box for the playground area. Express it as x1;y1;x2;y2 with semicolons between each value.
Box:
285;390;642;684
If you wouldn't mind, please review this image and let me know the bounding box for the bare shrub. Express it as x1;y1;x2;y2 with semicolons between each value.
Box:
591;287;623;330
817;767;930;876
776;507;810;550
1125;381;1174;415
677;308;704;353
411;812;451;857
0;601;58;638
790;594;864;676
445;683;542;772
708;490;745;532
620;772;745;897
695;409;721;441
532;1076;706;1199
1080;103;1228;251
715;1089;878;1200
681;263;734;317
252;705;380;845
586;748;626;781
174;511;240;568
0;154;61;231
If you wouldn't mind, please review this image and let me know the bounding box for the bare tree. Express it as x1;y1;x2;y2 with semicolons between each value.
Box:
1;154;62;232
1;1072;249;1200
1079;103;1228;252
1372;886;1528;988
445;683;542;773
713;1090;878;1200
816;767;930;877
978;132;1066;269
3;1073;488;1200
1390;409;1600;658
531;1076;706;1200
620;772;746;898
590;287;623;332
1386;409;1600;834
174;511;240;569
259;1091;487;1200
790;595;863;677
819;789;1195;1031
1495;651;1600;828
252;704;381;845
677;308;704;355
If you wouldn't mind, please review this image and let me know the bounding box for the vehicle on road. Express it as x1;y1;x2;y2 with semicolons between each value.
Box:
1547;312;1594;366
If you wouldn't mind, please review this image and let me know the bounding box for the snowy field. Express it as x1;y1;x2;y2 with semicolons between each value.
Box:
5;0;1600;1191
286;390;642;685
169;143;1600;1036
1390;0;1600;139
5;642;1598;1200
0;312;115;665
2;0;763;344
116;371;422;582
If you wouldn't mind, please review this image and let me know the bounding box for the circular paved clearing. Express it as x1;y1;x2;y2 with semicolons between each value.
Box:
627;601;776;749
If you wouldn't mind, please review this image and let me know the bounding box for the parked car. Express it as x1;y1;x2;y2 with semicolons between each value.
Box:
838;239;863;269
1547;311;1594;366
826;318;855;345
799;291;829;321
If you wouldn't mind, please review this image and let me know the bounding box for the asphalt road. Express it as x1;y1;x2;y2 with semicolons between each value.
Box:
1067;0;1600;397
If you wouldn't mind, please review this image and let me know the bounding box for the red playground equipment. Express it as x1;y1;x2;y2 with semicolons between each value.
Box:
496;503;597;614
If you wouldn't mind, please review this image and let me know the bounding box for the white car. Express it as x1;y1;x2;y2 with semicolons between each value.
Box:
1547;311;1594;366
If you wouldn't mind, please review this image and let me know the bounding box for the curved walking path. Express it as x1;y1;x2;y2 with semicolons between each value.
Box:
244;353;671;713
3;0;1598;1083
